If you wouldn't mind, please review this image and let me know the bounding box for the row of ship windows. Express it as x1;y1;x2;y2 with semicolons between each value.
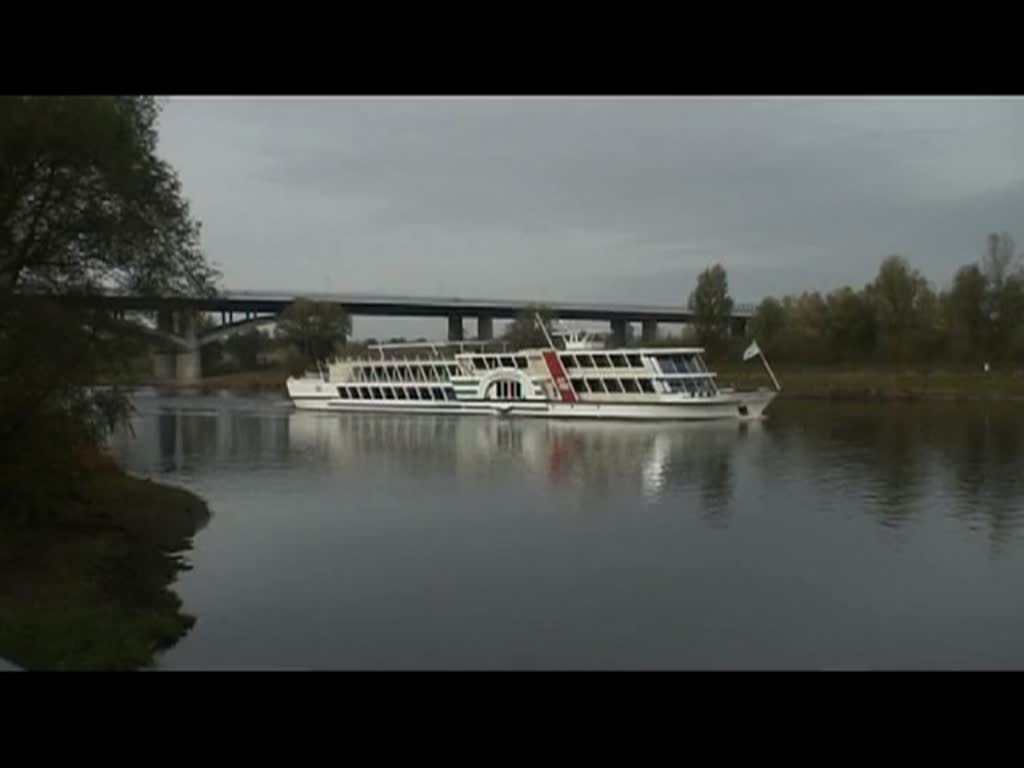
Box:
571;377;655;394
353;365;460;382
471;357;530;370
338;385;455;401
561;353;645;369
569;377;718;396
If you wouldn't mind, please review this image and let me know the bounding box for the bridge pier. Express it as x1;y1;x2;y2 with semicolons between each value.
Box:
641;320;658;344
609;319;627;347
477;314;493;341
153;310;177;381
153;353;176;380
150;308;203;384
176;310;201;384
448;314;464;342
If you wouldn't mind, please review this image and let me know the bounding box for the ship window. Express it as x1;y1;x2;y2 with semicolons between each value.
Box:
359;386;371;399
515;356;528;369
473;357;487;370
588;378;607;393
570;378;585;392
560;355;577;369
407;387;420;400
610;354;628;368
621;378;640;394
627;354;643;368
448;365;459;376
337;387;349;399
500;356;515;368
658;357;678;373
594;355;611;369
604;378;624;393
431;387;443;400
638;379;655;393
384;388;395;400
425;367;436;381
396;387;407;400
576;354;594;368
444;387;455;400
421;387;433;401
370;386;383;399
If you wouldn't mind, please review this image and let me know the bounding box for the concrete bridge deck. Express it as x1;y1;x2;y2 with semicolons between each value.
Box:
73;290;756;322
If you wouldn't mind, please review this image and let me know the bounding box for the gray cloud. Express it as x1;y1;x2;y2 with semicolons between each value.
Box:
156;96;1024;336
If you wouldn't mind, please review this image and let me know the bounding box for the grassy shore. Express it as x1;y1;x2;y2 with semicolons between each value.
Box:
713;364;1024;400
0;451;210;670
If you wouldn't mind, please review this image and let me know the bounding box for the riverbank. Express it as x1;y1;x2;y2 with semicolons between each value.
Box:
715;364;1024;400
0;450;210;670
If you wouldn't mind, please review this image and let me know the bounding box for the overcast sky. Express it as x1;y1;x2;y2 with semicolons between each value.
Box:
156;96;1024;337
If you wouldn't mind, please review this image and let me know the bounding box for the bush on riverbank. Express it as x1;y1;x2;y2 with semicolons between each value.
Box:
0;447;210;670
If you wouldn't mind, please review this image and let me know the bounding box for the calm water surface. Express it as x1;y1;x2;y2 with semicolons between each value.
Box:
108;391;1024;669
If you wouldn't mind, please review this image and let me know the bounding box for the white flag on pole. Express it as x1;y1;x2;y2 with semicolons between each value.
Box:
743;340;761;362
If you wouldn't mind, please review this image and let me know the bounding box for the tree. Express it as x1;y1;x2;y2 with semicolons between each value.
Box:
868;255;931;363
978;233;1024;361
826;286;877;363
750;297;786;352
982;232;1016;292
275;299;351;373
1;96;218;296
1;96;218;518
688;264;734;354
223;329;269;371
945;264;989;362
501;304;556;350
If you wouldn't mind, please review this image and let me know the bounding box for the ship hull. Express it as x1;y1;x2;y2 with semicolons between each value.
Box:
288;381;776;422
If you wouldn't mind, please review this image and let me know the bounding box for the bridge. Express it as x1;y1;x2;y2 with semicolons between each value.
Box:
58;290;757;383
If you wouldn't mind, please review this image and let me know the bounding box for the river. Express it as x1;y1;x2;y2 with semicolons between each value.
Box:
107;390;1024;669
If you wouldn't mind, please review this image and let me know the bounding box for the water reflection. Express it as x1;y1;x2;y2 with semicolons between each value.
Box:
762;401;1024;551
110;394;1024;549
287;411;749;515
105;393;1024;669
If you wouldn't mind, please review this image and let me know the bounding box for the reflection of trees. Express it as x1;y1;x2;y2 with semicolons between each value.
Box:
111;398;292;475
938;405;1024;554
771;400;1024;551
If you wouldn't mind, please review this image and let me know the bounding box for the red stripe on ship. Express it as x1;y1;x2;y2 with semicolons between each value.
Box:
541;350;577;403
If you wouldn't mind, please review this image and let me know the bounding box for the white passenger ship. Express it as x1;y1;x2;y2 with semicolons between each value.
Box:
286;322;780;421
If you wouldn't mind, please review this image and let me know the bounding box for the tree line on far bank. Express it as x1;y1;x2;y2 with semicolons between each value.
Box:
268;231;1024;372
685;233;1024;366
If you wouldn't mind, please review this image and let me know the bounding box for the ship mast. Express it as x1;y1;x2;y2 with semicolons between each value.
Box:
535;312;557;349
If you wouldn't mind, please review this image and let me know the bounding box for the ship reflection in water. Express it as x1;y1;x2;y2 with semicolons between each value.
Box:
285;409;756;512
